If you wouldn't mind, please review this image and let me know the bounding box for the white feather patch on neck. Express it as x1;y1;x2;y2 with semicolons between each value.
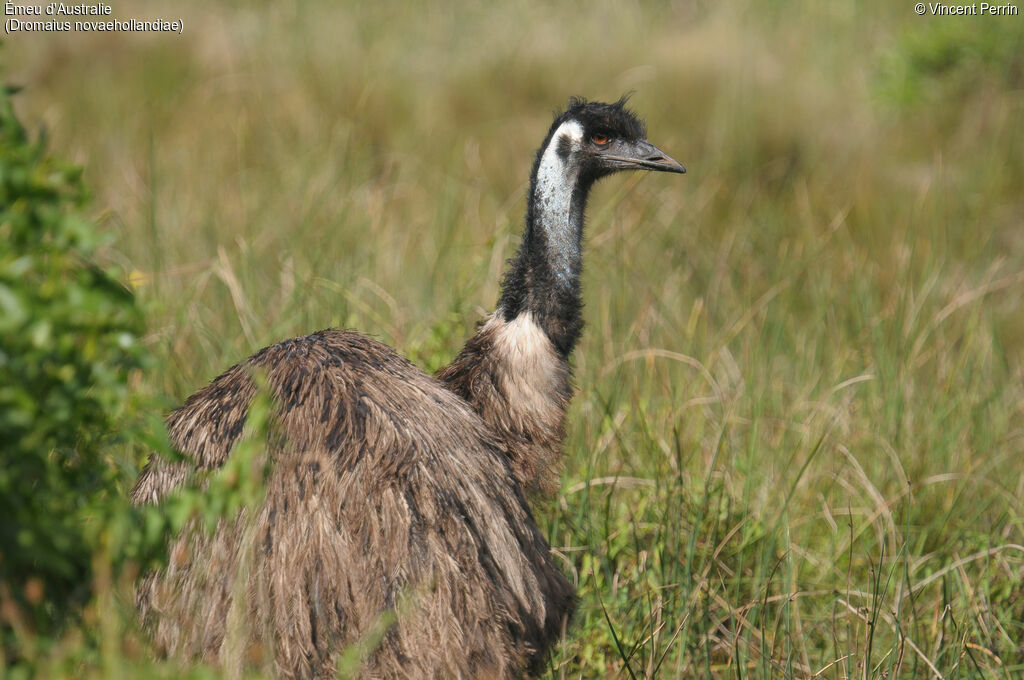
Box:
484;310;564;419
534;120;584;284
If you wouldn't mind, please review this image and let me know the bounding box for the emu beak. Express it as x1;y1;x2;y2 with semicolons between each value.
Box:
607;140;686;174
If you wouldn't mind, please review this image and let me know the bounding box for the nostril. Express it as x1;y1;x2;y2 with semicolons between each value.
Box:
646;154;666;162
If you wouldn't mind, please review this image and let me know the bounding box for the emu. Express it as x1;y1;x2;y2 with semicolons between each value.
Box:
131;97;684;679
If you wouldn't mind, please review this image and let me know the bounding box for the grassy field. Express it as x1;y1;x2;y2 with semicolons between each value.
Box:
6;1;1024;677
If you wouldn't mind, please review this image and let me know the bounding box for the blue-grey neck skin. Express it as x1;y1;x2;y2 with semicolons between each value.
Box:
498;120;595;356
533;121;584;286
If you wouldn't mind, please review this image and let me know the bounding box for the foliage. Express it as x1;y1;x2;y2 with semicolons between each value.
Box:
0;73;148;656
876;16;1023;106
0;59;274;677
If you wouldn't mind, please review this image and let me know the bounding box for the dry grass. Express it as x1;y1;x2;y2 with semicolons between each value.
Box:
5;0;1023;676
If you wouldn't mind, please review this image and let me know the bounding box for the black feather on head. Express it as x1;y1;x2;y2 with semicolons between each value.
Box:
556;95;647;142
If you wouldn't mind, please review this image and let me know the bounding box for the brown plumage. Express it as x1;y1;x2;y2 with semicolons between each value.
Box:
133;330;573;678
132;98;684;679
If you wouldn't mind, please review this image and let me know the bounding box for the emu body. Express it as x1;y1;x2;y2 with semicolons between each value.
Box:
132;98;684;679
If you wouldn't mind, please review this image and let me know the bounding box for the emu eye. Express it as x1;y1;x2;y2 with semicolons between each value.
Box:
591;133;609;145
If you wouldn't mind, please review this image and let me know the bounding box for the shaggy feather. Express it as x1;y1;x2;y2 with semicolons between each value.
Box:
133;330;575;679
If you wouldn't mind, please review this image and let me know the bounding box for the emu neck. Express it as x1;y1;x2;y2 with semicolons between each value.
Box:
498;121;594;357
438;120;594;493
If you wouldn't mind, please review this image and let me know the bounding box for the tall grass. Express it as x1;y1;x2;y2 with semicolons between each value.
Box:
6;0;1023;676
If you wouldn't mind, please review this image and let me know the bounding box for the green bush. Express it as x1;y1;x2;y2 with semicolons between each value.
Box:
0;70;273;679
0;81;147;657
876;18;1023;106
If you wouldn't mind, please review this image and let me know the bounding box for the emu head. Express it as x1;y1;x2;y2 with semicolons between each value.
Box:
541;96;685;185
